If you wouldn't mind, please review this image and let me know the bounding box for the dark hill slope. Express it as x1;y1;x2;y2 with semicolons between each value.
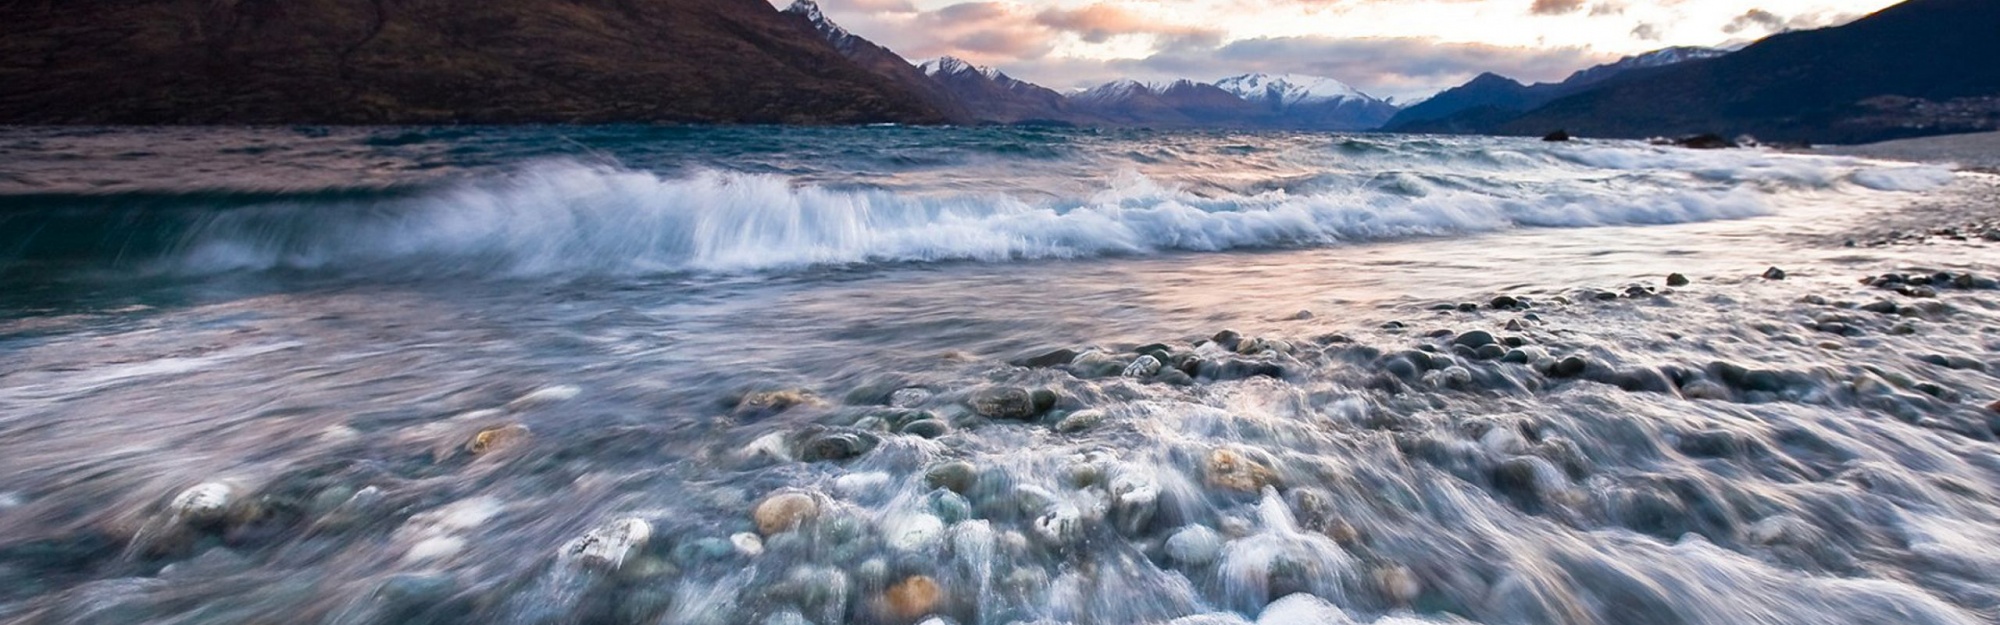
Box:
0;0;950;124
1500;0;2000;143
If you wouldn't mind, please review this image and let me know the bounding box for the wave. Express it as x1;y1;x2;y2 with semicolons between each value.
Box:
0;150;1957;278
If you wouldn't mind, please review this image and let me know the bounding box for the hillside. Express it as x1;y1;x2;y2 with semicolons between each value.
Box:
0;0;951;124
1499;0;2000;143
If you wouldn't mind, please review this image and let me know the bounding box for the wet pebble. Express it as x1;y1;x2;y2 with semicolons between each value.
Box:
1667;273;1690;287
924;461;977;494
1762;267;1787;280
753;492;820;536
968;386;1039;420
884;575;942;620
1205;447;1278;492
1054;409;1106;433
560;517;652;570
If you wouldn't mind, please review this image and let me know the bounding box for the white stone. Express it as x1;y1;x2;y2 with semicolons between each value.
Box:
731;532;765;557
562;517;653;570
890;388;934;408
507;385;581;410
171;482;234;522
1167;525;1224;565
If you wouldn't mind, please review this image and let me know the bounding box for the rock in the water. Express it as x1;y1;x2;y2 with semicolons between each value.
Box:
1293;310;1314;320
467;424;530;455
1552;356;1587;378
1210;330;1245;351
753;492;821;536
1672;133;1738;149
1375;565;1422;605
799;429;878;462
1054;409;1106;433
1762;267;1787;280
171;482;235;525
924;461;977;494
899;419;949;439
1011;348;1079;368
884;575;942;620
1542;129;1571;142
889;388;933;408
1453;330;1497;349
561;517;652;570
1122;355;1163;379
1490;296;1522;310
1666;273;1690;287
1205;448;1277;492
969;386;1039;420
1165;525;1223;565
736;389;821;416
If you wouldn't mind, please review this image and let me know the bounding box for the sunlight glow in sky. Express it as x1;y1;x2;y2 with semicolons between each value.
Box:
794;0;1905;100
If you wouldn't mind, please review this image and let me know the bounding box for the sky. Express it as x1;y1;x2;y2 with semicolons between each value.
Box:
784;0;1905;102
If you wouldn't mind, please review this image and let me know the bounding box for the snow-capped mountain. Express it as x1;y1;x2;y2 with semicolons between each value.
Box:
919;57;999;81
779;0;971;122
919;56;1077;124
1068;79;1278;127
783;0;860;54
1211;73;1401;129
1214;73;1372;107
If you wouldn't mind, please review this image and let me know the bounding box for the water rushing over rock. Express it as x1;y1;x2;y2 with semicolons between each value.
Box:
0;127;1996;624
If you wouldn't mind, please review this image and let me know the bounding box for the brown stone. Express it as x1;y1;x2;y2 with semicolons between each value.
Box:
1206;448;1277;492
752;492;820;536
467;424;530;455
884;575;942;620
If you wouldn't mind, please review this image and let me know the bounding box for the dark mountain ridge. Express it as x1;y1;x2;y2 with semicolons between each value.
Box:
1493;0;2000;143
0;0;950;124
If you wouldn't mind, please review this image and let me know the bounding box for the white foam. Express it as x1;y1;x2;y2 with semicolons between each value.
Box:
160;145;1950;277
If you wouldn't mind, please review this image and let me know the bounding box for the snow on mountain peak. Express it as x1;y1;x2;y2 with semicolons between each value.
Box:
784;0;852;43
920;57;1001;80
1214;73;1372;106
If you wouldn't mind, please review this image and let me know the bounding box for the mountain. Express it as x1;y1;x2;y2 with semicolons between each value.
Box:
1384;46;1727;132
0;0;949;124
1214;73;1401;130
781;0;969;123
1560;46;1730;87
1499;0;2000;143
918;57;1081;125
1068;79;1264;127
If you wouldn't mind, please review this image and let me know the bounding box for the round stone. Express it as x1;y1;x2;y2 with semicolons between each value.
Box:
753;492;820;536
923;461;977;494
1205;448;1277;492
884;576;942;620
969;387;1037;420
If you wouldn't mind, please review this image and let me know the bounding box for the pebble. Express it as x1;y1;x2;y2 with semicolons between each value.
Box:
753;492;820;536
1453;330;1497;349
1762;267;1787;280
1012;348;1080;368
884;575;942;620
1490;296;1522;309
1551;356;1587;378
1375;565;1422;605
737;389;821;415
1165;525;1223;565
730;532;765;557
1205;448;1278;492
924;461;977;494
170;482;235;525
1054;409;1106;433
561;517;652;570
899;419;950;439
1122;355;1163;378
467;424;530;455
889;388;933;408
1666;273;1690;287
969;386;1039;420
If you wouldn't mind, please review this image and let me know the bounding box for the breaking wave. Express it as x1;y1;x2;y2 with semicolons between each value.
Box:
0;148;1956;278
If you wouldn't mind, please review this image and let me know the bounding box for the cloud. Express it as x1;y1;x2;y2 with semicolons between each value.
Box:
1630;22;1661;40
1722;7;1862;35
1529;0;1585;15
1033;4;1222;45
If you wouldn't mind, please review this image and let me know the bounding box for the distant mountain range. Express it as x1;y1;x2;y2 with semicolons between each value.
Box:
1383;47;1729;133
2;0;1991;142
1392;0;2000;143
